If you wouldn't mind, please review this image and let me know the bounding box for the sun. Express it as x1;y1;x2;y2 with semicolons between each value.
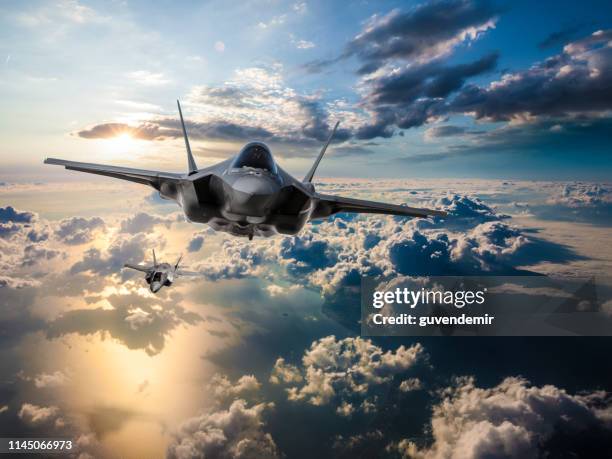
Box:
101;133;141;158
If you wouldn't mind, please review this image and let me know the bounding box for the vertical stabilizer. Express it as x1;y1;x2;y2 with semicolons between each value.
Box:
177;100;198;174
152;248;157;266
303;121;339;183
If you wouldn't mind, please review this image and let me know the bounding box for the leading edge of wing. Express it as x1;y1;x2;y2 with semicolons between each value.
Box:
314;193;448;218
44;158;183;186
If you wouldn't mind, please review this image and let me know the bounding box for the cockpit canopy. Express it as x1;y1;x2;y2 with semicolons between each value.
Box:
230;142;277;173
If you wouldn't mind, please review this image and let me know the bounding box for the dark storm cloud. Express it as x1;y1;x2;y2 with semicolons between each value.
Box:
366;53;498;105
307;0;500;74
359;29;612;139
451;30;612;121
76;122;171;140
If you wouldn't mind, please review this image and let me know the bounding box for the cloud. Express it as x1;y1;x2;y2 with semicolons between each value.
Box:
275;336;425;413
187;235;205;252
538;23;590;49
167;400;279;459
399;377;422;392
18;403;64;428
0;206;35;223
352;26;612;140
269;358;303;385
124;307;154;330
127;70;170;86
451;30;612;122
408;118;612;162
258;14;286;29
209;374;262;404
47;293;202;356
119;212;178;234
293;2;307;14
76;122;172;140
548;183;611;208
70;233;151;276
366;53;498;106
391;376;612;458
307;0;499;74
54;216;105;244
424;124;484;140
214;41;225;53
33;371;69;388
296;39;315;49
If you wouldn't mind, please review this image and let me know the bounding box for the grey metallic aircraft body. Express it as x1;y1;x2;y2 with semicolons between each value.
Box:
124;250;195;293
45;101;446;239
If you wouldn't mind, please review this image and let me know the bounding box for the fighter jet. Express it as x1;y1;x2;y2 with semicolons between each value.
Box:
45;101;446;239
124;249;196;293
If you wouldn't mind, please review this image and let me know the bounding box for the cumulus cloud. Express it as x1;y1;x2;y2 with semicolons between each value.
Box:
54;216;105;244
548;183;611;208
70;233;151;276
18;403;64;428
167;400;279;459
33;370;69;388
209;374;262;404
274;336;425;414
119;212;178;234
399;377;422;392
269;358;303;385
391;376;612;458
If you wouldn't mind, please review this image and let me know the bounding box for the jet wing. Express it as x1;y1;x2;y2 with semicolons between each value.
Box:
176;270;201;277
44;158;182;187
313;193;447;219
124;263;152;273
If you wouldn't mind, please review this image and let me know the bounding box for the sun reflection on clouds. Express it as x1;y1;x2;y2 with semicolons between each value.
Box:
1;178;611;457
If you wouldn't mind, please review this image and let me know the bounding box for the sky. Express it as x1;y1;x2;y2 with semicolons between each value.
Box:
1;0;612;181
1;1;612;458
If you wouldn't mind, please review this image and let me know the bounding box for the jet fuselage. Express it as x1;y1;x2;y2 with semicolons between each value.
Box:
159;142;315;238
144;262;175;293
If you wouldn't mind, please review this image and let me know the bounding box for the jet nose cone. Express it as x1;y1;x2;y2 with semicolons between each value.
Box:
227;175;279;217
232;175;277;196
151;282;162;293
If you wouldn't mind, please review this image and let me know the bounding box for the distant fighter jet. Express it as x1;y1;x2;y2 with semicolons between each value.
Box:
45;101;446;239
124;249;196;293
